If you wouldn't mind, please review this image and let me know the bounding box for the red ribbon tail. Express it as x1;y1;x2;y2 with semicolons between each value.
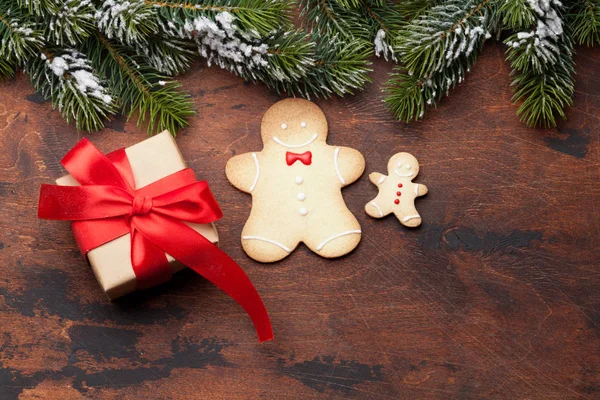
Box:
187;248;274;342
133;215;274;342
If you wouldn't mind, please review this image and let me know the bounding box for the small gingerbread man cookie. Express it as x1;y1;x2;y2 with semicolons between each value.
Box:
226;98;365;262
365;152;428;227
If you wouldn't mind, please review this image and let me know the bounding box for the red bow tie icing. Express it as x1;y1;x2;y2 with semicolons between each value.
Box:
38;138;273;342
286;151;312;166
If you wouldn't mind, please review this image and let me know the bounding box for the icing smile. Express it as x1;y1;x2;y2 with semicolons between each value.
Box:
393;169;414;177
273;133;318;148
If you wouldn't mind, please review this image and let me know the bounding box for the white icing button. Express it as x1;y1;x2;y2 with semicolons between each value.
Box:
300;122;307;128
295;176;303;184
297;192;306;201
281;123;287;130
299;208;308;216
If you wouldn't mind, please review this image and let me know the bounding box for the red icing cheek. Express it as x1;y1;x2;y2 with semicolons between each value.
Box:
394;199;400;205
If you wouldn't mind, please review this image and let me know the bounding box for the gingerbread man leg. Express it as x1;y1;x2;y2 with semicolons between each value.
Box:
241;220;300;263
242;236;298;263
303;208;361;258
364;194;393;219
394;206;422;227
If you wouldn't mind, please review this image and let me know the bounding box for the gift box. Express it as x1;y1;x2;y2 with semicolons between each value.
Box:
38;132;273;342
55;132;219;300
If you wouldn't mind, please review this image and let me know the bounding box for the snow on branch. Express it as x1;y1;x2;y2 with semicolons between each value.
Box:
43;50;113;105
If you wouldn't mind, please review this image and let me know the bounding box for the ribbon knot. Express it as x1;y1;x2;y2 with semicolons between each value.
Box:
131;194;153;216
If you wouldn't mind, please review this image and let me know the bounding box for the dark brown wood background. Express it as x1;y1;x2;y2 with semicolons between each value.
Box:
0;42;598;399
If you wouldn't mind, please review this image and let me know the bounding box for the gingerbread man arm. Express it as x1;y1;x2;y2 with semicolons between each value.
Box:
414;183;428;197
334;146;365;186
225;152;260;194
369;172;386;186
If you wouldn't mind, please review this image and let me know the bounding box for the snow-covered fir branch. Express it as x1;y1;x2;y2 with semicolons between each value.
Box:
397;0;493;77
505;0;566;69
42;50;113;106
47;0;95;45
96;0;156;45
162;11;270;79
0;7;44;63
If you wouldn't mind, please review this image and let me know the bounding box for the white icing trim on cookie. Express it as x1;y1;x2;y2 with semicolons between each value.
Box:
249;152;260;192
403;214;421;222
334;147;345;185
414;184;419;195
242;236;292;253
272;133;318;148
316;230;361;251
377;176;385;184
371;202;383;217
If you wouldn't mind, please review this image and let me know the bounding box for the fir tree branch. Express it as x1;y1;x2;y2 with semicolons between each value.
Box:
569;0;600;46
504;0;575;127
271;34;372;98
512;48;575;127
44;0;96;46
85;35;195;134
148;0;293;36
0;57;14;79
396;0;494;78
25;48;116;131
384;60;471;123
0;1;44;64
299;0;368;40
96;0;158;46
135;37;197;76
395;0;441;22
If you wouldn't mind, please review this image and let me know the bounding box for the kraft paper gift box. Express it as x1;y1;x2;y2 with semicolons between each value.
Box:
56;131;219;300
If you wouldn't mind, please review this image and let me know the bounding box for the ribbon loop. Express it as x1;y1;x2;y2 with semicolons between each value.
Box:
38;138;273;342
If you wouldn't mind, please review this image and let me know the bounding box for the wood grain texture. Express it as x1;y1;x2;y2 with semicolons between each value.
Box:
0;42;598;399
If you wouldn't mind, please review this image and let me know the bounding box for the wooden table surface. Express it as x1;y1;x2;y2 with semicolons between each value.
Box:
0;42;598;399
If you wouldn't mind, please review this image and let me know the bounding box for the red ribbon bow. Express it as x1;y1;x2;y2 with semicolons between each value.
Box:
38;138;273;342
286;151;312;166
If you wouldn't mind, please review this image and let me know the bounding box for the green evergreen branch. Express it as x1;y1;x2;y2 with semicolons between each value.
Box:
0;1;44;64
569;0;600;46
44;0;96;46
135;37;197;75
263;30;316;82
384;59;472;123
149;0;293;36
504;0;575;127
85;35;195;134
25;48;116;131
299;0;369;40
499;0;535;29
512;49;575;127
396;0;493;78
271;34;372;98
0;57;14;79
96;0;158;46
395;0;441;22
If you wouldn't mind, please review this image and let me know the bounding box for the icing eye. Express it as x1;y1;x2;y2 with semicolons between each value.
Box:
405;164;412;169
396;162;402;167
281;123;287;130
300;122;307;128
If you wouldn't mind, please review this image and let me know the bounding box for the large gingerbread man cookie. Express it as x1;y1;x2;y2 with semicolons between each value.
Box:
365;152;428;227
225;98;365;262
